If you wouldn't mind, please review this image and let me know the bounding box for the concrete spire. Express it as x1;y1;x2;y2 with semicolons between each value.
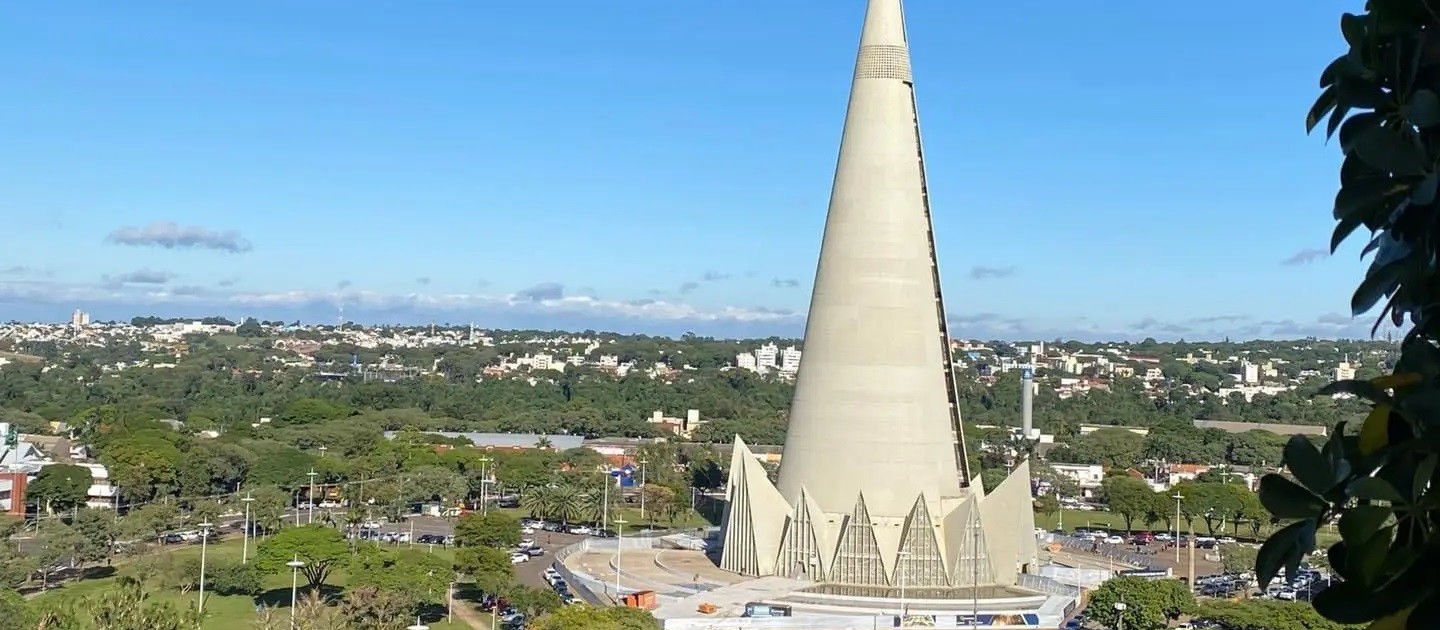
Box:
858;0;909;48
719;0;1034;591
776;0;967;523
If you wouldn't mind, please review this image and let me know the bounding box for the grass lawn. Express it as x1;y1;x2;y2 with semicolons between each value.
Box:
37;539;469;630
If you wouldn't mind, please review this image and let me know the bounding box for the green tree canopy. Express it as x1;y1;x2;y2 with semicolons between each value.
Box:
1086;577;1196;630
454;511;521;549
27;463;92;513
531;605;661;630
255;525;349;588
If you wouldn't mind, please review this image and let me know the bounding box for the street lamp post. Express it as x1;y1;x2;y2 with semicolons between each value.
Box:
1171;493;1183;563
478;456;493;515
638;459;648;522
287;556;306;630
602;472;610;534
613;517;628;599
241;492;256;564
896;550;912;619
307;468;319;524
1114;600;1128;630
197;521;214;614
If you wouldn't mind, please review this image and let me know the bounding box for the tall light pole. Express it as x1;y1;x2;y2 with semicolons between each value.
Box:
601;470;610;533
307;468;319;524
287;555;306;630
971;521;980;630
478;456;493;515
896;550;912;619
638;459;649;522
318;445;328;458
1114;601;1128;630
1171;493;1184;563
613;517;628;599
197;521;214;614
241;492;255;564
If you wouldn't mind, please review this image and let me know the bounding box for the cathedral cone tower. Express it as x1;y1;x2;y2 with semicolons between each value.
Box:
719;0;1038;591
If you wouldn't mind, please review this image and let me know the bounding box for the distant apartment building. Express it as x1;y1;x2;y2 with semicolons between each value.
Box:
1049;463;1105;498
779;346;802;373
70;309;90;329
644;409;706;438
1334;360;1356;382
734;342;802;376
1240;360;1260;384
755;343;778;370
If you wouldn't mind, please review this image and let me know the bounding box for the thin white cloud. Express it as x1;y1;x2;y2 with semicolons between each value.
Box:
969;265;1016;280
1280;248;1327;266
106;221;252;253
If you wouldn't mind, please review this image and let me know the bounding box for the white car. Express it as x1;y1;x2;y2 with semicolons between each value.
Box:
1218;536;1237;544
520;538;536;548
510;553;529;564
567;526;592;535
1104;536;1125;545
521;526;535;535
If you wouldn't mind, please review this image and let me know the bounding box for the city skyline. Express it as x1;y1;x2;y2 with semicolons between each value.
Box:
2;1;1382;341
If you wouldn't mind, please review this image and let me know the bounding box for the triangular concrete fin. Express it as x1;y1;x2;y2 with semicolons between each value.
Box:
979;459;1038;580
896;495;950;587
719;436;789;577
828;492;890;586
941;495;994;586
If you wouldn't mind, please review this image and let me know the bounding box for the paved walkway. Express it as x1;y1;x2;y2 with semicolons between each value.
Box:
450;600;493;630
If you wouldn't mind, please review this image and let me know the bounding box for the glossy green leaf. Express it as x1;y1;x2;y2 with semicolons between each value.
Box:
1331;213;1367;254
1258;475;1326;518
1313;579;1382;623
1256;519;1307;589
1328;541;1352;581
1339;112;1382;154
1351;260;1406;316
1341;13;1366;46
1319;54;1351;88
1338;505;1392;543
1414;455;1438;503
1351;125;1427;176
1309;87;1339;134
1408;89;1440;127
1350;476;1407;504
1333;176;1403;221
1327;102;1352;139
1283;435;1334;494
1350;526;1393;585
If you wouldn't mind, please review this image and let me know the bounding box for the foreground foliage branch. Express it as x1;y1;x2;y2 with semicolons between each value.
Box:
1259;2;1440;628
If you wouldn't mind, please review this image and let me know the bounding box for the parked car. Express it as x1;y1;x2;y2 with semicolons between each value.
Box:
510;553;529;564
567;526;592;535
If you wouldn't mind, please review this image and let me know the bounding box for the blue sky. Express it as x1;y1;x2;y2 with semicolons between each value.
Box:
0;1;1382;340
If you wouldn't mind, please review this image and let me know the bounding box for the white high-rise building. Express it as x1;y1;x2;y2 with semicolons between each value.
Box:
754;343;778;370
779;346;802;373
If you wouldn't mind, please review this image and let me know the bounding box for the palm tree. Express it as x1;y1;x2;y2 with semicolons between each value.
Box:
535;435;553;450
520;486;555;521
550;485;585;525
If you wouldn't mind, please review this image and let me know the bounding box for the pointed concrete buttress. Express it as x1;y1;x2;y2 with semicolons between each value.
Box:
718;0;1033;592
